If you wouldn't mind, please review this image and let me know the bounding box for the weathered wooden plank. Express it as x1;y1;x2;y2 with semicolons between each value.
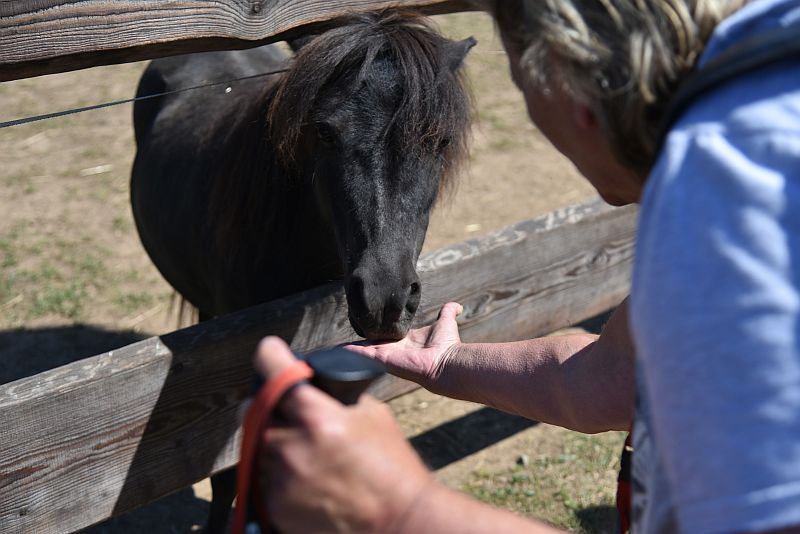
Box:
0;198;636;534
0;0;477;81
417;200;635;342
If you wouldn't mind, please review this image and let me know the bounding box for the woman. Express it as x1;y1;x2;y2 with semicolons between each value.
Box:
255;1;800;532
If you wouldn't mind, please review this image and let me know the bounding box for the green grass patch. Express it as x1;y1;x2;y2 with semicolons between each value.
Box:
463;430;624;533
113;291;155;315
0;271;15;302
0;231;111;322
3;172;36;192
111;216;130;233
30;283;86;318
0;239;17;269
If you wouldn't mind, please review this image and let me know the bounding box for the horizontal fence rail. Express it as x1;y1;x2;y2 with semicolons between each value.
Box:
0;0;476;82
0;198;637;534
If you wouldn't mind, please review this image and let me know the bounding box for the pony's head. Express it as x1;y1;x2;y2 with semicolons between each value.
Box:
270;11;474;340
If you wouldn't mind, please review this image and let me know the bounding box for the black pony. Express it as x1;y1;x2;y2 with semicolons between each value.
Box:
131;10;474;532
132;11;474;340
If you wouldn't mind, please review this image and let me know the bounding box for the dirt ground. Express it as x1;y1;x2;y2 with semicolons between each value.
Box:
0;11;624;534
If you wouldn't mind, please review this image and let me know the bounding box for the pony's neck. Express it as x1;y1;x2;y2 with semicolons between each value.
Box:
208;83;342;297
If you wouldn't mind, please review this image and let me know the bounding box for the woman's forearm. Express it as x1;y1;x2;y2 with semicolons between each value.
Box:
430;303;635;433
396;480;564;534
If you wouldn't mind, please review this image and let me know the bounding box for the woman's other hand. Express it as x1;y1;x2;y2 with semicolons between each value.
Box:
255;337;435;533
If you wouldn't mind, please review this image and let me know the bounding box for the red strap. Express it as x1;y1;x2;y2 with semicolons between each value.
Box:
232;360;314;534
615;432;633;534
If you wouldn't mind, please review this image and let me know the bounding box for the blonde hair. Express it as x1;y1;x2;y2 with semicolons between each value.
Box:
483;0;745;171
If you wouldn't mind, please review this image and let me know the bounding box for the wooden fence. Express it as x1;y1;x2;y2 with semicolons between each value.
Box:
0;199;635;533
0;0;475;81
1;2;637;533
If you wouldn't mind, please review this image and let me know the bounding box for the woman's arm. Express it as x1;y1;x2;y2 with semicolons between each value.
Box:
348;299;635;433
439;299;635;432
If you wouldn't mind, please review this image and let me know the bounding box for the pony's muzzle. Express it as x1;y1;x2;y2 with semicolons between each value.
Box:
345;268;421;340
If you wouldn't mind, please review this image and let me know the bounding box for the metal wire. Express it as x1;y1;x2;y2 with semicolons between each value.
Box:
0;67;290;129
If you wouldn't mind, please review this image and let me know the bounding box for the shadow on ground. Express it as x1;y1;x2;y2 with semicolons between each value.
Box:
81;488;209;534
412;407;537;470
575;504;618;533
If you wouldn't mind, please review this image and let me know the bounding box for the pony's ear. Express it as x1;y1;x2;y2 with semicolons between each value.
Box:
287;34;318;52
445;37;477;72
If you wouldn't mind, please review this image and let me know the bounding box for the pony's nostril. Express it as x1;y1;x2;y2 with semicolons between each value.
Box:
409;281;421;298
347;275;368;309
406;280;421;313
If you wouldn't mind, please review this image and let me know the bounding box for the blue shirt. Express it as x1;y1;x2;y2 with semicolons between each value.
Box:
630;0;800;532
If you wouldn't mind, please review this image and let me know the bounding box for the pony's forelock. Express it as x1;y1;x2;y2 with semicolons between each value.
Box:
268;10;473;192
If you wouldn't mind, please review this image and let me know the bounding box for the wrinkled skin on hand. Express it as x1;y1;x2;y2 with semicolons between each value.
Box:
255;337;435;533
344;302;464;389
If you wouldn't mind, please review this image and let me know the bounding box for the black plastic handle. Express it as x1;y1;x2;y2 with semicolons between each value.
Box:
251;346;386;406
303;346;386;405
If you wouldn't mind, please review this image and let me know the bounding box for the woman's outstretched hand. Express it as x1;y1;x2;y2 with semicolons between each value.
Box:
344;302;464;389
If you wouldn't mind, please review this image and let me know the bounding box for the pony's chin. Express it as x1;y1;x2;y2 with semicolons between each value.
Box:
350;316;410;341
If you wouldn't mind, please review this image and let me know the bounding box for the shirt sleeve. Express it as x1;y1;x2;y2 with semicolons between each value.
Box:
631;125;800;533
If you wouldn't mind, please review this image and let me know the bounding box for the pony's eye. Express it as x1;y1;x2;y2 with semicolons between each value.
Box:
315;123;337;146
437;137;451;153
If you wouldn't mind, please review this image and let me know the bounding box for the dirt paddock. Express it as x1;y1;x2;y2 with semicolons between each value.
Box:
0;12;624;534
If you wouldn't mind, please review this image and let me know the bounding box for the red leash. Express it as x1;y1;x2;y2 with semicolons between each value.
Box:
232;360;314;534
615;432;633;534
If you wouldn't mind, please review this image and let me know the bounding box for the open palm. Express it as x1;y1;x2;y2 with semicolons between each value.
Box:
344;302;463;388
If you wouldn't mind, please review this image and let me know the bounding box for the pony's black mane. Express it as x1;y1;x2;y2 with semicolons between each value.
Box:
269;10;472;189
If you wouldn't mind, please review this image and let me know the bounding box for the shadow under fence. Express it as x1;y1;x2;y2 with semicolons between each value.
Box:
0;325;148;385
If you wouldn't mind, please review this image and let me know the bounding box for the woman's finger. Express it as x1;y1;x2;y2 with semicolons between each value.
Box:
437;302;464;321
277;381;342;423
254;336;297;379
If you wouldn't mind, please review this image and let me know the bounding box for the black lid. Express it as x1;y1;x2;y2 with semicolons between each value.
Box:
304;346;385;382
